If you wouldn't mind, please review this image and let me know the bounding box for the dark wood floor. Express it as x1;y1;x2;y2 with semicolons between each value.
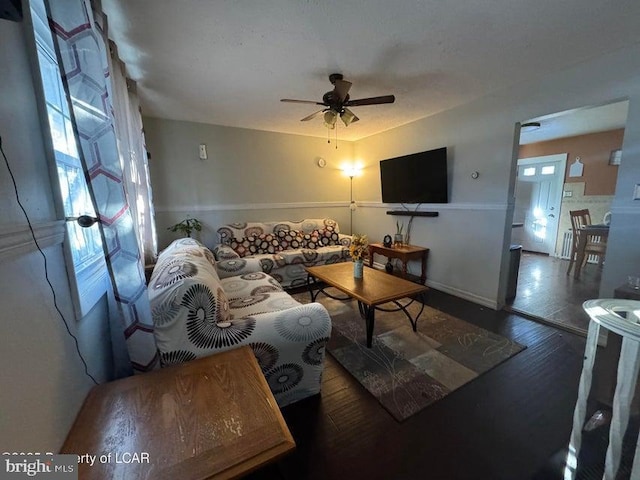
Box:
507;252;602;335
247;288;588;480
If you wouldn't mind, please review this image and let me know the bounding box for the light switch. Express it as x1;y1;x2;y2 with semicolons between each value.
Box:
199;144;207;160
633;183;640;200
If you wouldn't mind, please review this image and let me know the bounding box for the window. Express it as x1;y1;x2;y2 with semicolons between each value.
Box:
541;165;555;175
30;0;107;317
523;167;536;176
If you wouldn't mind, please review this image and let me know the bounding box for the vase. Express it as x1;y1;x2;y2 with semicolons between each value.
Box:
354;259;364;279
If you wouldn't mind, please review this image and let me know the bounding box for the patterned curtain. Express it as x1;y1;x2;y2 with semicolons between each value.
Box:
46;0;158;372
106;39;158;265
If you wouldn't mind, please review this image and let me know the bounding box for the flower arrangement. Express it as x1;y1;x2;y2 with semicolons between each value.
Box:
349;234;369;261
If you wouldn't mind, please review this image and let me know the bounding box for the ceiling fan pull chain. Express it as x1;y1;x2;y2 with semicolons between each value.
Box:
335;123;338;149
327;126;330;144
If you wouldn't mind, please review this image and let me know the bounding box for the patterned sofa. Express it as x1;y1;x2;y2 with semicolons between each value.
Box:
148;238;332;407
214;218;352;288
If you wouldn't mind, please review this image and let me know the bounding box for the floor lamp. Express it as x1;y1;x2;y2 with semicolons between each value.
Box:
343;166;361;234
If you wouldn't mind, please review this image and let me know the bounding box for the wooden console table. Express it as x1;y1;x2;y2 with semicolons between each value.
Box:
368;243;429;284
61;346;295;479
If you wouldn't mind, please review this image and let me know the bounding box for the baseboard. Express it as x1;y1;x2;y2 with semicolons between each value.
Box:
426;279;499;310
370;261;499;310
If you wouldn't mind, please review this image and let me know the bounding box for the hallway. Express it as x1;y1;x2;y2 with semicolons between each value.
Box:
506;251;602;335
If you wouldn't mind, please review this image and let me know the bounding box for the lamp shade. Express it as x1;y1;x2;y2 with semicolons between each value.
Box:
323;110;338;129
341;108;359;126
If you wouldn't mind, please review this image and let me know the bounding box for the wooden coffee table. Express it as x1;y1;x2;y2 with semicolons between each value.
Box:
61;346;295;480
305;262;429;348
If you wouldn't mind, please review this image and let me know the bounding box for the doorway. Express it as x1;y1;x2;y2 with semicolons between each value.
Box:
506;100;629;335
513;154;567;255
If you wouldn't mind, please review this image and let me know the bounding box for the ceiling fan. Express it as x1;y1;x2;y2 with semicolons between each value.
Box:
280;73;395;128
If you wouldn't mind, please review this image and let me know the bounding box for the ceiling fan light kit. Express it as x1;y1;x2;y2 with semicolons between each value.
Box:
281;73;395;131
323;110;338;129
521;121;541;132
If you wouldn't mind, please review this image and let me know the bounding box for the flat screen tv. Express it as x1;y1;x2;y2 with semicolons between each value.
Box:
380;147;448;204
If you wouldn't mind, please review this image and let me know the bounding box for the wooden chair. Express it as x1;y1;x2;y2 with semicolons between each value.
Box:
566;209;607;275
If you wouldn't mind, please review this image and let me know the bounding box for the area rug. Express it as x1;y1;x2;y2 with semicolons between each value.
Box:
292;290;526;421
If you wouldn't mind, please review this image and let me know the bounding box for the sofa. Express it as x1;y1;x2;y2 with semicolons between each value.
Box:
214;218;352;288
148;237;332;407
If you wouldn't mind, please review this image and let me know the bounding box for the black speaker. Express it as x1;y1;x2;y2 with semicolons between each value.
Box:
0;0;22;22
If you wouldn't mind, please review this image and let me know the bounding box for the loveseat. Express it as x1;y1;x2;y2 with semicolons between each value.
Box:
214;218;352;288
148;238;332;407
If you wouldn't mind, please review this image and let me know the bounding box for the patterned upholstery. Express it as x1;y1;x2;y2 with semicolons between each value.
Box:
215;218;353;288
148;238;332;407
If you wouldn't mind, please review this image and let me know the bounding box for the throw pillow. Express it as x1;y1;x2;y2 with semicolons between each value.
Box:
254;233;281;254
276;229;303;250
229;237;255;258
317;227;339;246
302;230;320;249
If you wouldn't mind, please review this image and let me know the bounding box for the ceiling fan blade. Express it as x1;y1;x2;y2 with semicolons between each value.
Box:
341;108;359;126
300;109;326;121
333;79;352;102
281;99;326;105
345;95;395;107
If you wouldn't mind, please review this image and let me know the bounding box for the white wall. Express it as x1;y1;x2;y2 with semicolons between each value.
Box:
144;117;358;248
0;17;111;452
354;43;640;307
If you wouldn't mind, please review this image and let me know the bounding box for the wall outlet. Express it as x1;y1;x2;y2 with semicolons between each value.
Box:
199;144;207;160
563;190;573;198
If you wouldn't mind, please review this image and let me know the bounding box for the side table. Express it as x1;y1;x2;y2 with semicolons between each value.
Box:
591;284;640;414
368;242;429;284
61;346;295;479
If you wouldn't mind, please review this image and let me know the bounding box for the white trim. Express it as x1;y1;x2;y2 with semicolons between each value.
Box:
155;201;347;213
156;201;508;214
517;153;568;167
0;221;65;262
426;279;499;310
359;201;507;211
69;254;108;318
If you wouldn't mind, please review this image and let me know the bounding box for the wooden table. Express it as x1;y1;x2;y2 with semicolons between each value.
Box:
305;262;429;348
61;346;295;480
574;224;609;278
368;243;429;284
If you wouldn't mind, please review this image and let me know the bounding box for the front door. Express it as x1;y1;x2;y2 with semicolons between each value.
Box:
515;154;566;255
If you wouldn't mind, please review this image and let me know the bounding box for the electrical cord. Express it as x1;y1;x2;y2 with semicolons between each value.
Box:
0;135;98;385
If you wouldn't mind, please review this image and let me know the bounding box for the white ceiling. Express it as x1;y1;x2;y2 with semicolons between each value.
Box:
519;100;629;145
102;0;640;141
